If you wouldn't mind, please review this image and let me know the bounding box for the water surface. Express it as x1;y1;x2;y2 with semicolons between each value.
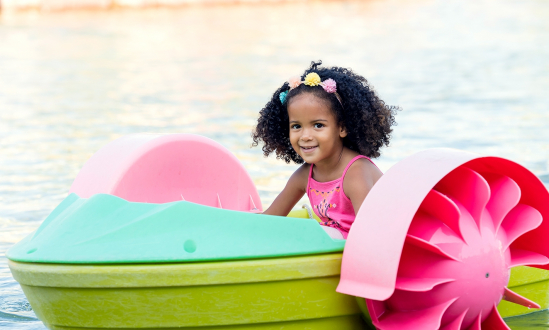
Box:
1;0;548;328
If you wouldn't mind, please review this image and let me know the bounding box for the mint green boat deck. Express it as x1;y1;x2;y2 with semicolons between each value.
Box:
7;193;345;264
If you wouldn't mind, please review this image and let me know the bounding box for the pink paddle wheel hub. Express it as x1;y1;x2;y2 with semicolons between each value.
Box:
338;149;549;329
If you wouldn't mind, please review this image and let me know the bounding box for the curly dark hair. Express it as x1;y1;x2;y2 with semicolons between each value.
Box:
252;61;399;164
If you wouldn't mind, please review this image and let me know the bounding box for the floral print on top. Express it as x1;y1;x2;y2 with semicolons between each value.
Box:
306;155;378;239
309;186;343;230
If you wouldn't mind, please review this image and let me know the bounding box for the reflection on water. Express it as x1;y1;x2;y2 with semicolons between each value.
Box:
1;0;549;328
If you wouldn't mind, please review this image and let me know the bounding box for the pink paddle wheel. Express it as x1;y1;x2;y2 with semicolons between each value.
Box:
338;149;549;329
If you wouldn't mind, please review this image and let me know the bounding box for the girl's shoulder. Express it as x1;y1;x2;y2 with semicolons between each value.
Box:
342;157;382;205
343;157;382;186
287;163;312;192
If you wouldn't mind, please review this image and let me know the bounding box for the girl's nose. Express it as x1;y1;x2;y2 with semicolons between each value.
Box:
300;129;313;141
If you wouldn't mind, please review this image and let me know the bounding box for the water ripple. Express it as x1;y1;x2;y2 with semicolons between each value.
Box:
1;0;548;329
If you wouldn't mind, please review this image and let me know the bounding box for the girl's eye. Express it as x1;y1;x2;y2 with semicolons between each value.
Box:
314;123;324;129
291;124;301;129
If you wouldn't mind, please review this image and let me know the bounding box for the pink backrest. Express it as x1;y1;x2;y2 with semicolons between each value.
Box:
69;134;262;212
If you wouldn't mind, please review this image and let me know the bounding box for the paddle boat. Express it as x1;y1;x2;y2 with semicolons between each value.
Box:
7;133;549;330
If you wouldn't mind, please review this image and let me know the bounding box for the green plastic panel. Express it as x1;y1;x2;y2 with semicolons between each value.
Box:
20;278;360;328
498;266;549;318
9;254;364;329
7;194;345;264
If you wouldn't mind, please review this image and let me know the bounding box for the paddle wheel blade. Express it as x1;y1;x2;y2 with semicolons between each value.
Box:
481;305;510;330
408;210;464;246
440;309;468;330
421;190;464;242
467;314;482;330
405;234;460;261
483;174;520;233
499;204;542;250
508;247;549;268
366;298;386;323
434;167;490;229
395;277;454;292
372;299;456;330
503;287;540;309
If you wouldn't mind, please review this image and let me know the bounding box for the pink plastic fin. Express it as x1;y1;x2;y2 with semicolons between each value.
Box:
483;174;520;232
217;193;222;209
373;298;457;330
422;190;464;241
366;298;386;323
395;277;454;292
180;194;185;201
405;234;460;261
509;247;549;268
408;212;463;245
499;204;542;250
434;167;490;228
481;305;510;330
435;242;464;258
467;313;482;330
440;308;468;330
503;287;540;309
249;195;258;211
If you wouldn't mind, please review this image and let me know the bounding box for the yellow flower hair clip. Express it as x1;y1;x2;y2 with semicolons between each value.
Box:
304;73;321;86
282;73;343;107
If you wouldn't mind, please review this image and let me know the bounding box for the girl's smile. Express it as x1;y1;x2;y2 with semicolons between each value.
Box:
300;146;318;153
287;93;347;167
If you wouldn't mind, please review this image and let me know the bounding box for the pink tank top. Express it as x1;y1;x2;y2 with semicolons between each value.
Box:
307;155;377;239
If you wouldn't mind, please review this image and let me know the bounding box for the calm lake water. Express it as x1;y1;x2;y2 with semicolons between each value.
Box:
1;0;548;328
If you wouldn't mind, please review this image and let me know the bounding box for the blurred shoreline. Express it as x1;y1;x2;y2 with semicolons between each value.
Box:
0;0;308;12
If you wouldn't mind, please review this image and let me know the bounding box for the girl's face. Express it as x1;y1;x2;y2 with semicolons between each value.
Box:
287;93;347;166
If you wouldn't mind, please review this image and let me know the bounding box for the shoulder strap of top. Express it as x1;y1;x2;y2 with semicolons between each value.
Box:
306;163;314;192
341;155;378;179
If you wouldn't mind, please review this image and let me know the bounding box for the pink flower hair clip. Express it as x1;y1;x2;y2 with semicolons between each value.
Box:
282;73;343;107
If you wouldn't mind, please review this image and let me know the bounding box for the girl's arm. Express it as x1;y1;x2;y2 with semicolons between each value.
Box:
262;164;310;216
343;159;383;215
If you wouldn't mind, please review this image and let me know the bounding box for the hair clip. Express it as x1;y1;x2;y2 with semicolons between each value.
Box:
280;72;343;107
279;91;288;104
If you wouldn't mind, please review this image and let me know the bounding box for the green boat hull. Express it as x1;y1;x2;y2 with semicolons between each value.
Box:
9;256;548;329
9;253;367;329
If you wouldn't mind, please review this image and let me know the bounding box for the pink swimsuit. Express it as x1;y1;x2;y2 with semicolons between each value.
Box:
307;155;378;239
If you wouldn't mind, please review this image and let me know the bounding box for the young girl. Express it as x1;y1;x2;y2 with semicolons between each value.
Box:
252;61;398;239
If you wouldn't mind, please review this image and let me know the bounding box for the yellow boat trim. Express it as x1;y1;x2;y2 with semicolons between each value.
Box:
9;253;343;288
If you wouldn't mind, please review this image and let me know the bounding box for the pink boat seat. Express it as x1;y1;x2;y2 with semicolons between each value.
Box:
69;134;262;212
